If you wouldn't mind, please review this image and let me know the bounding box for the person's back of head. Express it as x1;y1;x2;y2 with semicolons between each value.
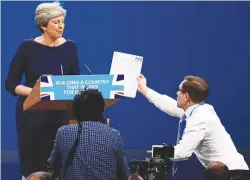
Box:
26;172;54;180
182;75;209;103
204;161;231;180
73;88;105;122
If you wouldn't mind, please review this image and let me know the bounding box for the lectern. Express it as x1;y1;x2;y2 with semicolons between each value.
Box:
23;74;125;124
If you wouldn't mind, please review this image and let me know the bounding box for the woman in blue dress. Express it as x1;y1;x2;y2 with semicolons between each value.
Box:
5;2;80;179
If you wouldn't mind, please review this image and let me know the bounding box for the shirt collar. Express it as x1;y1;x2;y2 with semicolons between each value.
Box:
184;103;204;118
80;121;104;126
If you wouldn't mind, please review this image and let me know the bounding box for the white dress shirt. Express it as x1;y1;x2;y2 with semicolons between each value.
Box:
145;88;249;170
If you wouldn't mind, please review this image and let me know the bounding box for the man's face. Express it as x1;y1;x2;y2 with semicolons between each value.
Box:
176;80;187;109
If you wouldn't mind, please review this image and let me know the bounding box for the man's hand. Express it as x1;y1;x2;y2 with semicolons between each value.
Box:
128;173;144;180
137;74;148;96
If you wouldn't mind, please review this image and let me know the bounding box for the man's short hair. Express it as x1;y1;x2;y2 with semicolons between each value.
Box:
26;172;54;180
204;161;231;180
73;88;105;122
182;75;209;103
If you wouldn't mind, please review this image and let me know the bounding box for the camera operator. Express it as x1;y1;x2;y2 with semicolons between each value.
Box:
47;89;143;180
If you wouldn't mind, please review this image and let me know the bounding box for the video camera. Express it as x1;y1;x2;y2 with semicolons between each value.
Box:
129;144;174;180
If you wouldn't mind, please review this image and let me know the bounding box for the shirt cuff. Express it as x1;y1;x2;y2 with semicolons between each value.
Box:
145;88;157;101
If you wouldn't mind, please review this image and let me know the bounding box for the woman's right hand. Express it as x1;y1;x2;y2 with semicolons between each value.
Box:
15;85;32;96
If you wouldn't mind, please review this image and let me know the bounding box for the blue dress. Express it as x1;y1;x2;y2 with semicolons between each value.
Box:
5;39;80;177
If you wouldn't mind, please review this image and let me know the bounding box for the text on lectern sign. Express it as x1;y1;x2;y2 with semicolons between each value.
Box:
40;74;125;100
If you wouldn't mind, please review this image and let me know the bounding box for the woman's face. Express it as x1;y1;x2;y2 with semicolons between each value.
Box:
42;14;65;39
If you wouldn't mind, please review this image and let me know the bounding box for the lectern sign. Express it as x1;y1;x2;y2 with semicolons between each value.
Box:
40;74;124;100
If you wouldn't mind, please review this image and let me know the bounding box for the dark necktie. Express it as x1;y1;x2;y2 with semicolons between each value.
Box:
176;114;187;144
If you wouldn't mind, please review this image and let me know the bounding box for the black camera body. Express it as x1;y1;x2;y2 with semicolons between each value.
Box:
129;144;174;180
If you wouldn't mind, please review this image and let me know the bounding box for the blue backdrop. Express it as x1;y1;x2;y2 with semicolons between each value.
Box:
2;1;250;153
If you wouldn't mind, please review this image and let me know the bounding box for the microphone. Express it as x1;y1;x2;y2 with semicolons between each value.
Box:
61;64;64;75
84;64;93;74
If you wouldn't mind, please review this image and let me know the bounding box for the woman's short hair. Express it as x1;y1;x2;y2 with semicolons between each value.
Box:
35;2;66;33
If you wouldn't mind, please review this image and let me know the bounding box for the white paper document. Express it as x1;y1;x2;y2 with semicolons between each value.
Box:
110;51;143;98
